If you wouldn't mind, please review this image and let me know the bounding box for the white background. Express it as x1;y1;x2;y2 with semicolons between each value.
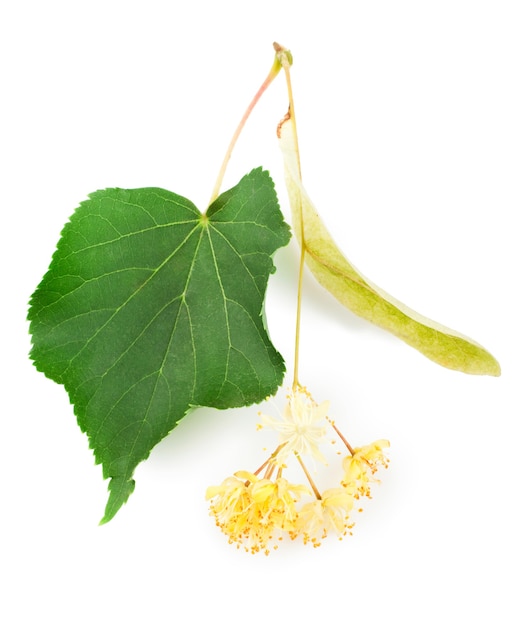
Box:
2;1;511;624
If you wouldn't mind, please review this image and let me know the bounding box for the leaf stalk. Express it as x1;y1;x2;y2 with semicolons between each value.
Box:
208;50;283;207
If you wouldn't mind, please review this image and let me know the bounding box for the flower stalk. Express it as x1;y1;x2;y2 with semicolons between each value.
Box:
274;43;306;389
206;43;390;554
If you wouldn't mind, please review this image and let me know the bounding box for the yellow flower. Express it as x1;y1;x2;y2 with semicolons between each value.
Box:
342;439;390;498
251;477;309;532
297;487;354;547
205;471;256;543
258;386;329;464
206;472;309;554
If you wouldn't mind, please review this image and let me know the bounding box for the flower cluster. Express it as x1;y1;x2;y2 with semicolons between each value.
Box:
206;472;308;554
206;385;389;553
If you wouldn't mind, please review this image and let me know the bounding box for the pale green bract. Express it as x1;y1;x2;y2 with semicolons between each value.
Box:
278;117;500;376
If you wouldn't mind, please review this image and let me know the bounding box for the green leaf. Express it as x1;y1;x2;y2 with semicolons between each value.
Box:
278;118;500;376
28;168;291;523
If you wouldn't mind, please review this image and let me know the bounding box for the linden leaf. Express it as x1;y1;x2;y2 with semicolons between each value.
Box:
278;117;500;376
28;168;291;523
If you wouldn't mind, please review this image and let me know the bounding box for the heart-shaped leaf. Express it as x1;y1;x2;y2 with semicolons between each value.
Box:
28;168;291;522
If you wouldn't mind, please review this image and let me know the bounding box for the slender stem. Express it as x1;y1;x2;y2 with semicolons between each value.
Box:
263;463;276;480
252;456;271;478
295;453;322;500
208;54;282;208
293;239;306;389
252;442;286;478
329;419;355;456
278;53;305;390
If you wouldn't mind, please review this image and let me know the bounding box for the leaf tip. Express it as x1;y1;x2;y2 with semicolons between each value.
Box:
100;476;136;525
